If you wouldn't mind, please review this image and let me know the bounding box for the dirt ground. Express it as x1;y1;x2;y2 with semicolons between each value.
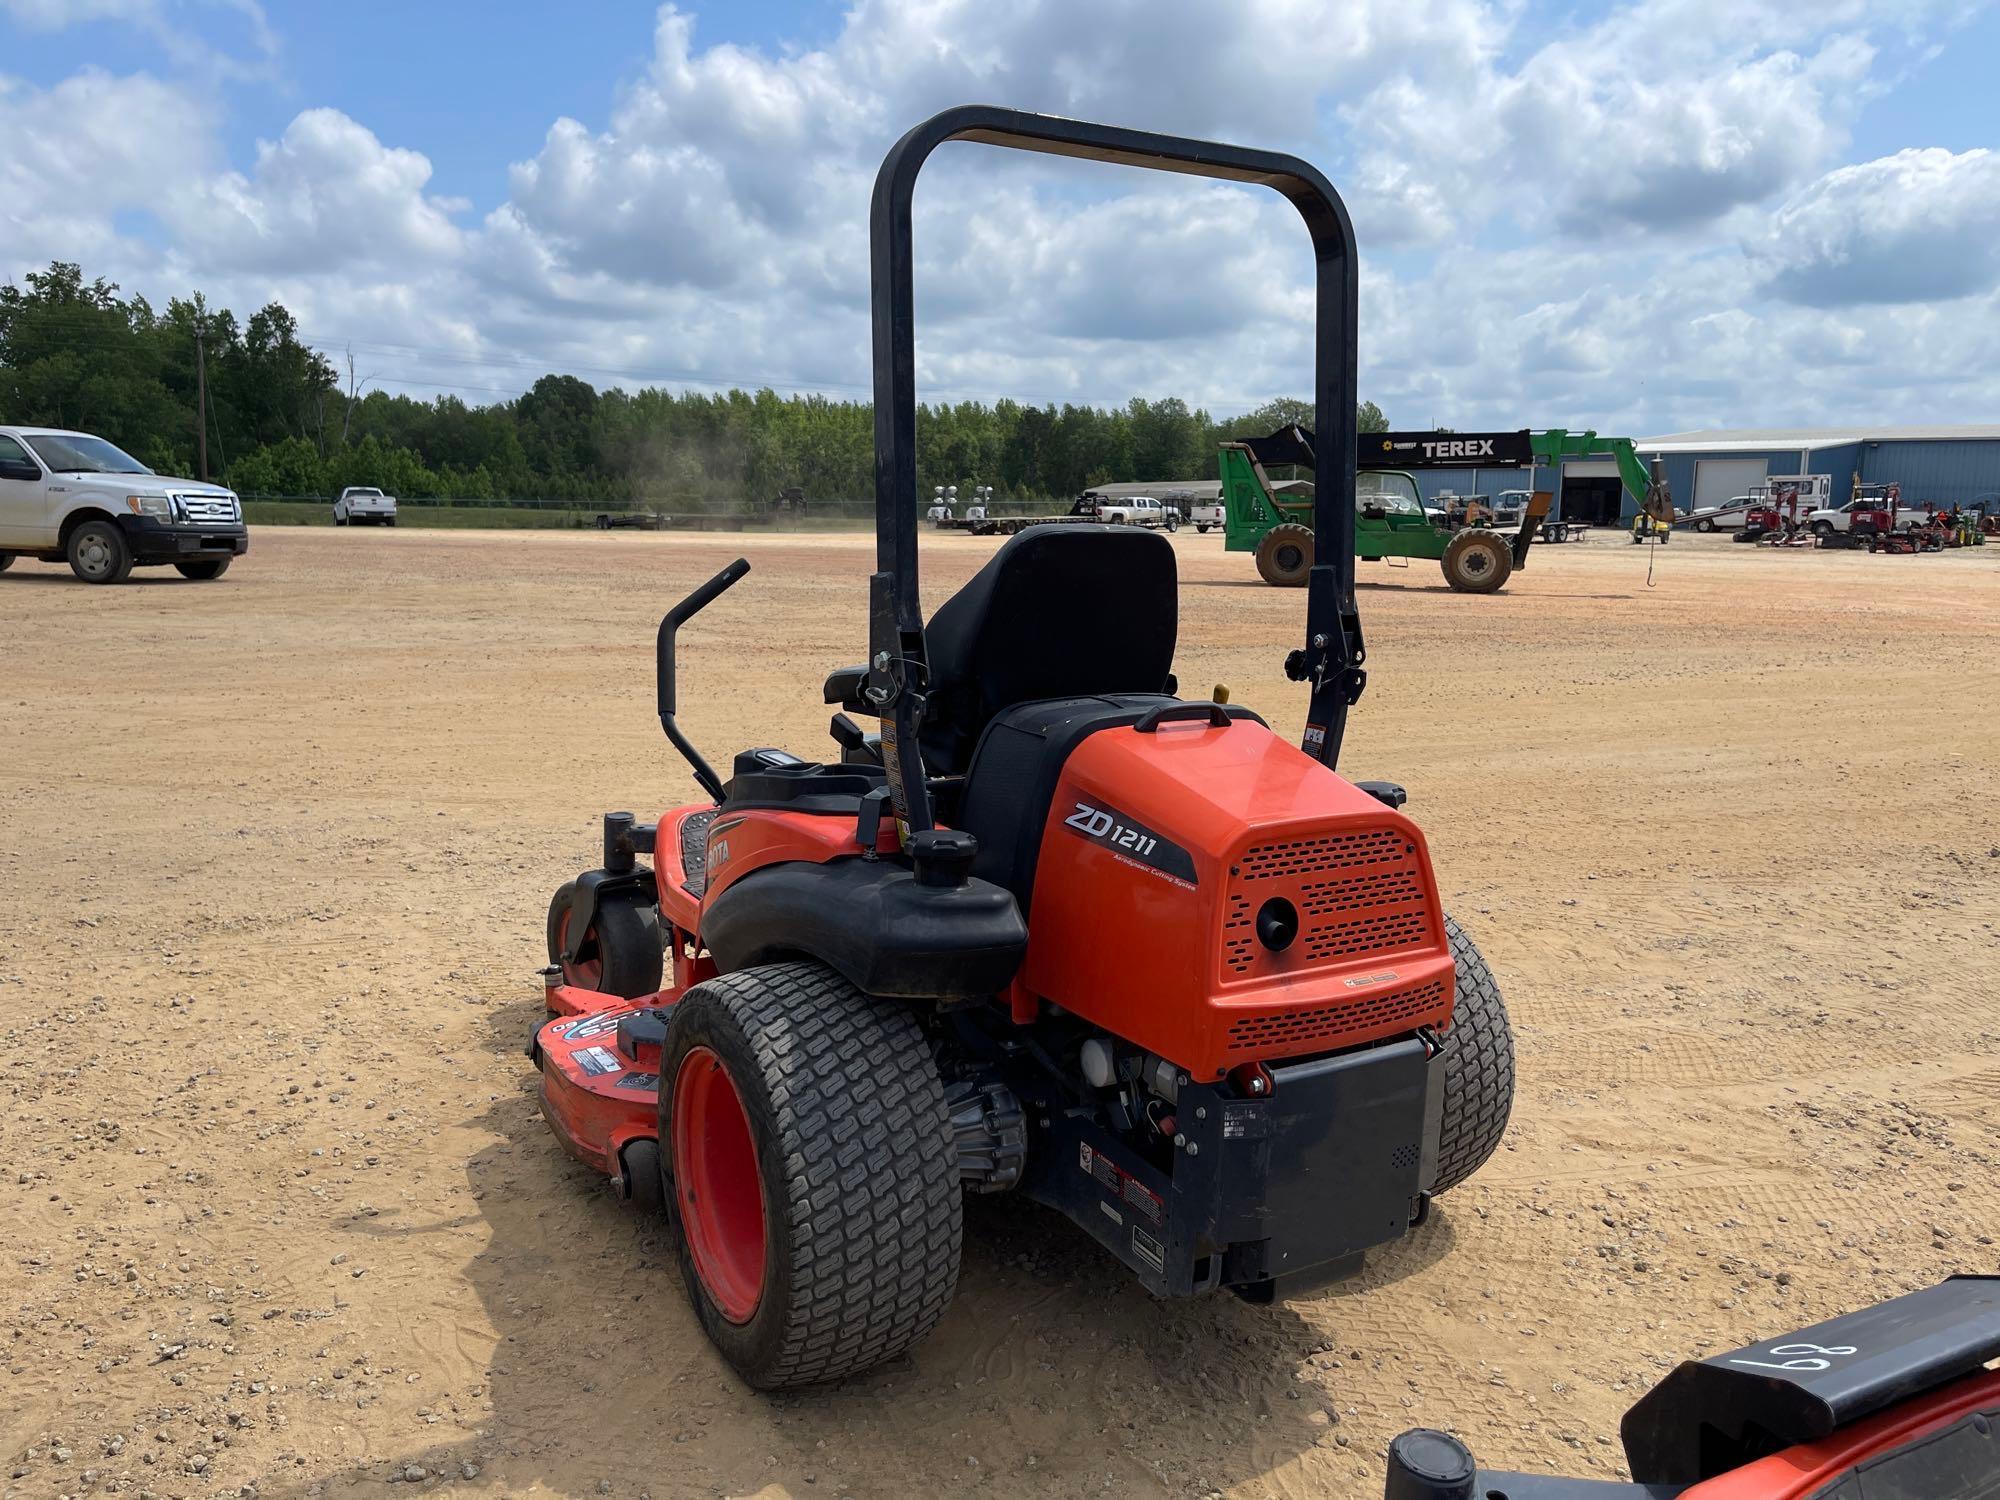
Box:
4;525;1998;1500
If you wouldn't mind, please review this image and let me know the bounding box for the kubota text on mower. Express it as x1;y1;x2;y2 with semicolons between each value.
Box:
529;105;1516;1390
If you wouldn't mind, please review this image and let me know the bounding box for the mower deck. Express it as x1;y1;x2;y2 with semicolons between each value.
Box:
534;986;671;1180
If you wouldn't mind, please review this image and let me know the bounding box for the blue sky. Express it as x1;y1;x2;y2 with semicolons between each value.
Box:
3;0;1997;432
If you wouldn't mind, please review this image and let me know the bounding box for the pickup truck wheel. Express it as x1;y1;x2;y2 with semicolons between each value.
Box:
1254;523;1314;587
335;515;348;526
67;520;132;584
0;552;13;573
1109;513;1128;525
1195;524;1210;534
1811;521;1834;539
175;559;231;581
1695;518;1715;533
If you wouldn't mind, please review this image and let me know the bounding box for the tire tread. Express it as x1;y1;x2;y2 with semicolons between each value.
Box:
1434;914;1515;1193
669;962;958;1387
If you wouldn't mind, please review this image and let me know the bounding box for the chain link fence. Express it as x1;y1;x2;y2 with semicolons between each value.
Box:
238;492;1087;530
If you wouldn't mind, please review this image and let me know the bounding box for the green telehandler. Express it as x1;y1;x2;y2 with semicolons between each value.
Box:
1218;426;1674;592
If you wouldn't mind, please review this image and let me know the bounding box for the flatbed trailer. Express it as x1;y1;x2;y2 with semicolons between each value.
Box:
930;512;1096;536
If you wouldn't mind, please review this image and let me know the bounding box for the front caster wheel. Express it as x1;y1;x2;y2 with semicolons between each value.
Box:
661;961;960;1389
545;882;662;998
617;1137;664;1212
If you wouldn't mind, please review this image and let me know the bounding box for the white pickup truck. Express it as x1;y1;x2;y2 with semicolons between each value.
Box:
1085;495;1181;530
333;486;398;526
0;424;245;583
1805;493;1933;538
1188;498;1225;533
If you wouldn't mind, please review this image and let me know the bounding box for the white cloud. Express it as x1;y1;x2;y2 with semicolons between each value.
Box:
1756;147;2000;306
0;68;214;270
0;0;278;79
4;0;1996;437
1345;10;1886;244
171;109;464;276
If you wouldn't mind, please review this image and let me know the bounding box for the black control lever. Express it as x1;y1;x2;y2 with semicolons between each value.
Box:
657;557;750;802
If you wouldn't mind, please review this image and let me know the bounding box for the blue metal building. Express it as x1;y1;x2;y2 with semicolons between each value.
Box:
1408;425;2000;524
1639;427;2000;517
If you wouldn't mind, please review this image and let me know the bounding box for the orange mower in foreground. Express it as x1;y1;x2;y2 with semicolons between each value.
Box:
529;106;1515;1390
1385;1276;2000;1498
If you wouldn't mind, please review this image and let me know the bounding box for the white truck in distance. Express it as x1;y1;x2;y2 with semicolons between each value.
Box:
1086;494;1181;529
334;486;398;526
1188;497;1225;532
1688;496;1759;533
0;424;246;583
1806;491;1933;537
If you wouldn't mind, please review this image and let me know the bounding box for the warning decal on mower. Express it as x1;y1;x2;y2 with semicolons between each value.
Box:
563;1012;623;1040
1131;1224;1165;1274
616;1072;660;1092
1078;1141;1165;1226
574;1046;620;1076
1060;799;1196;888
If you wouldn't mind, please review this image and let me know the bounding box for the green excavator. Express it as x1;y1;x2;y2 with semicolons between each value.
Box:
1218;426;1674;592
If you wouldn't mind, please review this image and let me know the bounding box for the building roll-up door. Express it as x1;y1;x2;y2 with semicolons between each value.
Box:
1560;460;1624;525
1693;458;1768;512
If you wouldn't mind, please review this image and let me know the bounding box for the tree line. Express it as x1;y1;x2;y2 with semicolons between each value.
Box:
0;262;1387;506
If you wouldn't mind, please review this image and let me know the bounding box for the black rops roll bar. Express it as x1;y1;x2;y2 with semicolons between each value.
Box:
866;105;1365;834
657;555;750;802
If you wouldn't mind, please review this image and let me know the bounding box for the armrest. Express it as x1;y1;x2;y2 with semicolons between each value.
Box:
823;665;869;710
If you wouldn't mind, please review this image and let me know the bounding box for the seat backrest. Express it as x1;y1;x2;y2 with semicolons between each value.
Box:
920;525;1177;773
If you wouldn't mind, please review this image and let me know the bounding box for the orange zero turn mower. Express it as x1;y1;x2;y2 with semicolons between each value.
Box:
530;105;1516;1390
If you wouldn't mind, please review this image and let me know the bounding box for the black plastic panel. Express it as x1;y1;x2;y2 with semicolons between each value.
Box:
1621;1276;2000;1484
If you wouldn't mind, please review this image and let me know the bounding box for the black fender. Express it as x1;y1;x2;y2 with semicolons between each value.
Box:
700;857;1026;999
563;866;659;963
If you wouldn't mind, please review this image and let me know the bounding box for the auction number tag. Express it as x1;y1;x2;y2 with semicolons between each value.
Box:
1726;1341;1859;1374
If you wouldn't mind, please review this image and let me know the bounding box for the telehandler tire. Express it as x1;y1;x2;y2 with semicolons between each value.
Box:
660;961;960;1389
1255;523;1314;587
1440;529;1511;593
545;882;663;998
1432;913;1515;1194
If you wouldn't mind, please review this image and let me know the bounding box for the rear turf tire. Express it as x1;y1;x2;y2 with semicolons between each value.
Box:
1432;913;1515;1194
661;961;960;1390
545;882;663;998
1255;522;1314;587
1441;529;1513;593
175;559;231;580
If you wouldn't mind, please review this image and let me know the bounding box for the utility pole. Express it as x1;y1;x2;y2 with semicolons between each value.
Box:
194;318;209;482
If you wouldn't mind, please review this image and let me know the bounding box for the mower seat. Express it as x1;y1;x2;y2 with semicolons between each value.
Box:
919;525;1179;775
